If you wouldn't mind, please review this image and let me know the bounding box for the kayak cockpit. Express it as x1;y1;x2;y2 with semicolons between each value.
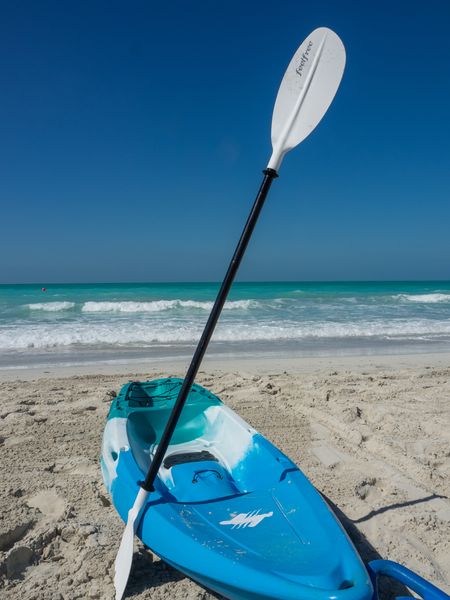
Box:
121;379;298;501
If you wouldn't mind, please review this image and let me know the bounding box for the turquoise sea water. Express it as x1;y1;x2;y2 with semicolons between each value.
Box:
1;281;450;368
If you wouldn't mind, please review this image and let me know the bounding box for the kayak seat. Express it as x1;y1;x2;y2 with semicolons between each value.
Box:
127;409;227;472
163;450;218;469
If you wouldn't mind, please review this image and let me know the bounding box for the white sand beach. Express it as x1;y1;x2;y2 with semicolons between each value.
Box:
0;353;449;599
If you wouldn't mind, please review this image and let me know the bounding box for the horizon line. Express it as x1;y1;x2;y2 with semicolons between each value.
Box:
1;279;450;286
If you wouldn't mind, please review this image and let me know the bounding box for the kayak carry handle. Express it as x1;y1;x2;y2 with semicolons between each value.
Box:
367;560;449;600
192;469;223;484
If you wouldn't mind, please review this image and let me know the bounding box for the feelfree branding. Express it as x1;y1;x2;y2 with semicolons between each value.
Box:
296;41;313;77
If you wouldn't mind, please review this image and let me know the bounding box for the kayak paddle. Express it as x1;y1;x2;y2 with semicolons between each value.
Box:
114;26;346;600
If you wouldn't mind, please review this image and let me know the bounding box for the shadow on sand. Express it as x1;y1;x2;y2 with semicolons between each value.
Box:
351;493;448;525
323;493;415;600
124;543;225;599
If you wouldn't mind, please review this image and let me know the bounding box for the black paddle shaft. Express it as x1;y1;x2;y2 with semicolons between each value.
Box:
141;167;278;492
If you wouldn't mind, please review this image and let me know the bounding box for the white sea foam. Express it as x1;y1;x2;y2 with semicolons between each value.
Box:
27;302;76;312
3;318;450;351
81;299;259;313
395;293;450;303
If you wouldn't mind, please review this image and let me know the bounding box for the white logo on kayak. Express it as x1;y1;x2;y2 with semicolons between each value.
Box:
219;509;273;529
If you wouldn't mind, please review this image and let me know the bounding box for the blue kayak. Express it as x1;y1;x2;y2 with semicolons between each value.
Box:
101;378;373;600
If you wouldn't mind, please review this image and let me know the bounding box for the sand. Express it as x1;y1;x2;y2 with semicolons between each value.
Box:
0;353;449;599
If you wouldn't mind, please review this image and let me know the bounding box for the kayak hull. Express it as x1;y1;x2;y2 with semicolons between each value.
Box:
101;378;373;600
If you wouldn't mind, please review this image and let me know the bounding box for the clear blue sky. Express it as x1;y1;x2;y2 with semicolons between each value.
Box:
1;0;449;283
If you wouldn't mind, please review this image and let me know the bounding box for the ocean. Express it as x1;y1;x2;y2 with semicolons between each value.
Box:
1;281;450;369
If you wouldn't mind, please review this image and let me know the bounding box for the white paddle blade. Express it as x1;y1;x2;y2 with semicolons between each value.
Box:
268;27;346;171
114;487;149;600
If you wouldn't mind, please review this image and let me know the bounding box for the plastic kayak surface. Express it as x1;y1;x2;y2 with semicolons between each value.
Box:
101;378;373;600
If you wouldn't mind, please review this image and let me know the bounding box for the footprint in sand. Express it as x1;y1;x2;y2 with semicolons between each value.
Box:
0;521;37;580
68;462;98;477
0;521;34;552
5;546;34;579
355;477;378;501
27;489;66;521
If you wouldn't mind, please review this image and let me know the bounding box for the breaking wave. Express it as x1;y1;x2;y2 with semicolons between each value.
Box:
81;300;259;313
27;302;76;312
2;318;450;351
395;293;450;303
